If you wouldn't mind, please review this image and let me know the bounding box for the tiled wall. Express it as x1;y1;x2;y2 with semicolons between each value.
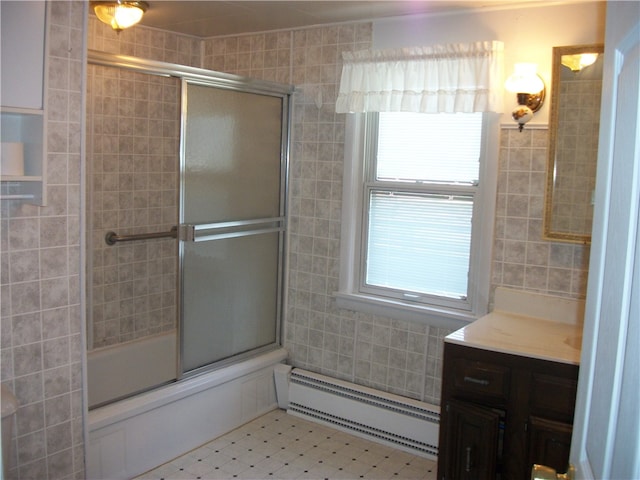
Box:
0;3;86;479
85;18;201;349
87;17;201;68
86;64;179;348
203;31;293;83
551;79;601;235
493;128;590;298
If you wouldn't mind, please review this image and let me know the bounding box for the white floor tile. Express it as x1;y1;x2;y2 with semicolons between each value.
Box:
135;409;438;480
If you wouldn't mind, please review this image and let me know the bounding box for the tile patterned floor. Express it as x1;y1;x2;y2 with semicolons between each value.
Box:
136;409;437;480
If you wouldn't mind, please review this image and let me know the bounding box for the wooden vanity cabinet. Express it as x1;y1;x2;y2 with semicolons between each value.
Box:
437;342;579;480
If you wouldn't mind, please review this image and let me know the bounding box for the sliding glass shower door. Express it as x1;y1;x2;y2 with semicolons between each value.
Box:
179;80;290;375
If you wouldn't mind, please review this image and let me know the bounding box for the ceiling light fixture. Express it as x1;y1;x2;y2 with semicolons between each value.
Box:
561;53;599;72
92;1;149;32
505;63;546;132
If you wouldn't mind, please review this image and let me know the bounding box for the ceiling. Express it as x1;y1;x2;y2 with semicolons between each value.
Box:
132;1;537;38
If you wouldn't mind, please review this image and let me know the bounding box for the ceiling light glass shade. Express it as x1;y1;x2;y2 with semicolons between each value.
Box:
561;53;599;72
92;1;148;31
504;63;545;93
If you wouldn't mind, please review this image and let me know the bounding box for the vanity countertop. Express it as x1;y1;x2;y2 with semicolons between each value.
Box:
445;287;584;365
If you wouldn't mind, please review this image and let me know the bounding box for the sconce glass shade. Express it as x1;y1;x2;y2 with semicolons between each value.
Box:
561;53;599;72
92;1;148;31
505;63;545;94
511;105;534;125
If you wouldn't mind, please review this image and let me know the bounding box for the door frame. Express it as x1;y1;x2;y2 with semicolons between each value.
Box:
570;2;640;478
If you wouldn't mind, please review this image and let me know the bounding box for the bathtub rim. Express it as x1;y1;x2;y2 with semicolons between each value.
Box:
89;347;288;431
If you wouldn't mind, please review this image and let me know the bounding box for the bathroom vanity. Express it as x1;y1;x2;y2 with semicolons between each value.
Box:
437;288;583;480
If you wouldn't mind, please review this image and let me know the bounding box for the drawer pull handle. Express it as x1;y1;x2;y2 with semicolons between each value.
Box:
465;446;472;472
464;376;490;386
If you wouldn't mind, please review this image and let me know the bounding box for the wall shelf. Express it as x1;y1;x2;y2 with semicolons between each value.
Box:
0;194;36;201
0;109;47;205
1;175;43;182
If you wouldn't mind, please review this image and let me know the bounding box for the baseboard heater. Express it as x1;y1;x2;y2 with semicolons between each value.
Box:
276;366;439;459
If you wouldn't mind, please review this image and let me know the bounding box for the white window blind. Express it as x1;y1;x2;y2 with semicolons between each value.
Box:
366;191;473;298
363;112;482;305
376;112;481;183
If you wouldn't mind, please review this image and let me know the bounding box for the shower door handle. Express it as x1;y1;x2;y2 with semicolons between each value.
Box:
179;217;285;243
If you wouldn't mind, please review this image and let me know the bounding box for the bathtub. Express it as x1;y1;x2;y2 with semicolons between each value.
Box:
87;344;288;480
88;332;178;408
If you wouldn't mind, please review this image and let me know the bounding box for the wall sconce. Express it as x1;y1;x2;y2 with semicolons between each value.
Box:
91;1;149;32
505;63;546;132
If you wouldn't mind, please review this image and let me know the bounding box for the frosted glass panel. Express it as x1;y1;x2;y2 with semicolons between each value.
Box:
181;82;286;374
182;233;279;372
183;84;283;224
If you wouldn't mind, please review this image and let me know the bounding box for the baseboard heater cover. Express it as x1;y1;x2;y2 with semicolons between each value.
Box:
286;368;439;459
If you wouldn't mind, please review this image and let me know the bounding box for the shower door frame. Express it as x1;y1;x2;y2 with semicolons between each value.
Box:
87;50;293;384
178;77;292;379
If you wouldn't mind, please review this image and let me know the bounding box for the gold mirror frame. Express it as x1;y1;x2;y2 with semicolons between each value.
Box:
543;44;604;244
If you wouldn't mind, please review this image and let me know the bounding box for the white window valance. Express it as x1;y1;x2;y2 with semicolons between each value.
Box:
335;40;504;114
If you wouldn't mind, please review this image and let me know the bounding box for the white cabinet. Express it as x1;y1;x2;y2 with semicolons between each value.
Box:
1;1;47;205
1;1;46;109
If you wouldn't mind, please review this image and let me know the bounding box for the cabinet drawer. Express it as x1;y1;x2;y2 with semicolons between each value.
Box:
530;373;578;420
452;359;510;399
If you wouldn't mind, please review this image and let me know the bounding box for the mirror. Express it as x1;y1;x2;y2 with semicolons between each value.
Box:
543;44;604;244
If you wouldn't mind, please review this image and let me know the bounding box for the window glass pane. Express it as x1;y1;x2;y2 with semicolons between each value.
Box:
366;191;472;299
376;112;482;184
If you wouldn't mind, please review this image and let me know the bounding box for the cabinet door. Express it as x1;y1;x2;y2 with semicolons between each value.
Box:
443;399;502;480
0;1;46;109
527;416;572;474
530;373;578;422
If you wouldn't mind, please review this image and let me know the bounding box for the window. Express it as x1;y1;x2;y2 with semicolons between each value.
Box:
337;112;499;328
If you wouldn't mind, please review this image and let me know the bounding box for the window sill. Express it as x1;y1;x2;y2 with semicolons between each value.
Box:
334;291;477;330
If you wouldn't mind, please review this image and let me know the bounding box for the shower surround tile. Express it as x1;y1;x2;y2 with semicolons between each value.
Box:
86;16;201;351
88;16;201;68
86;64;180;348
